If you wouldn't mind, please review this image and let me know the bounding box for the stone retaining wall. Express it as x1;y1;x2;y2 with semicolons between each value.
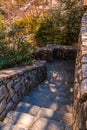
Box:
35;45;77;62
0;60;47;121
73;12;87;130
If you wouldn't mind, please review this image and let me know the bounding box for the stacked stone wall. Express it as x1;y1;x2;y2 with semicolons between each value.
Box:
73;12;87;130
35;45;77;62
0;61;47;120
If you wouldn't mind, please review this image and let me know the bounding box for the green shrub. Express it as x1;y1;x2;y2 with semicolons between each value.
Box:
35;1;86;46
0;15;36;70
0;13;6;38
0;41;35;70
0;51;34;69
11;16;43;35
35;17;54;46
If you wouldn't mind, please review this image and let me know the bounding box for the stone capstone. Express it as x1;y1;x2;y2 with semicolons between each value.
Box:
35;45;77;62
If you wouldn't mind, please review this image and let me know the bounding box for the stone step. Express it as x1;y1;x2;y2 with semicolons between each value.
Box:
16;101;73;115
59;104;73;114
15;102;40;116
15;102;73;125
23;94;72;111
31;117;73;130
0;121;27;130
15;102;62;121
22;96;60;111
2;116;73;130
38;107;73;125
3;111;36;129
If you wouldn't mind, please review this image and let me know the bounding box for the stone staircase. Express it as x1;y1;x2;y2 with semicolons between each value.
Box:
0;61;75;130
1;103;73;130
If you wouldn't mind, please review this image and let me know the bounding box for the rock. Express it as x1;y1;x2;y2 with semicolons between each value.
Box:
0;99;6;113
6;101;13;111
31;117;64;130
65;125;73;130
0;85;8;101
4;111;35;129
0;121;26;130
7;80;13;89
39;107;63;121
12;94;19;103
15;102;40;116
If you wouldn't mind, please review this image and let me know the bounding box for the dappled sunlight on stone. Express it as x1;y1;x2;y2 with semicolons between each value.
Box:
59;105;73;113
31;117;64;130
49;83;56;87
45;80;49;84
51;71;63;81
49;83;57;92
55;96;60;101
50;87;57;93
70;88;74;93
65;81;68;85
4;111;35;129
50;103;59;110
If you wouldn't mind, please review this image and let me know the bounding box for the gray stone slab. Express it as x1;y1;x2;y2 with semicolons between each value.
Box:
62;113;73;125
39;107;73;125
81;79;87;101
12;94;19;103
39;107;64;121
81;55;87;63
59;105;73;114
0;85;8;101
23;95;60;111
31;117;64;130
4;111;35;129
82;64;87;78
65;125;73;130
6;101;13;111
15;102;40;116
0;121;27;130
7;80;14;89
0;124;26;130
0;99;6;113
